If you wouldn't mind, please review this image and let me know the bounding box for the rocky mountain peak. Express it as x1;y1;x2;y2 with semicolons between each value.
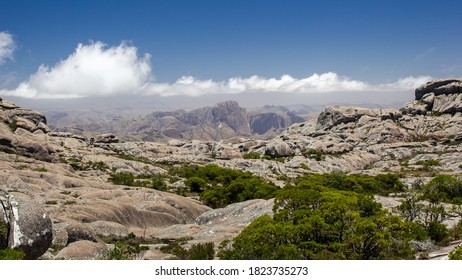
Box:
210;100;250;134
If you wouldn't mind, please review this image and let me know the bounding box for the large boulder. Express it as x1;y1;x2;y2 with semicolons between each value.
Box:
0;191;52;259
95;133;119;144
265;140;293;157
55;240;108;260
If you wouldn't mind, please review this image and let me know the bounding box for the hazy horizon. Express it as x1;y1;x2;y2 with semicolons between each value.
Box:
6;89;412;118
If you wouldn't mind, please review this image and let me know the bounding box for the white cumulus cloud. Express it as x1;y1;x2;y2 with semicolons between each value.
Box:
0;31;15;64
140;72;370;97
1;41;151;98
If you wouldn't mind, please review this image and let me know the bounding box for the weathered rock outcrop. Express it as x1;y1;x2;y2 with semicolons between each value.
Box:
316;106;401;131
1;98;49;133
0;99;56;161
415;79;462;100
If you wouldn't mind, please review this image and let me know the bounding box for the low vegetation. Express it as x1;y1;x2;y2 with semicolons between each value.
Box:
160;239;215;260
169;164;279;208
103;163;462;260
292;173;405;196
0;249;25;260
103;233;150;260
219;185;418;260
109;172;168;191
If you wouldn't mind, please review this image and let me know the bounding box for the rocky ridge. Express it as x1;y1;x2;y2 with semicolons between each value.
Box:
1;78;462;259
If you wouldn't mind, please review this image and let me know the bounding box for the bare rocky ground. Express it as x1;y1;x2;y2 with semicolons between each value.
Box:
1;79;462;259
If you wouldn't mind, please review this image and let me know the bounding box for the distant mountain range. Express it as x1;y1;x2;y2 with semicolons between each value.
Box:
46;100;308;141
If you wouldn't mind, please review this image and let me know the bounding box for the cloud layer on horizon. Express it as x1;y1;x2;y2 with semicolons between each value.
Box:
0;32;15;65
0;41;432;99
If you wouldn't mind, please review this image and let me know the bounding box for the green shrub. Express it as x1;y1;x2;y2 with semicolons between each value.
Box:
243;152;261;159
109;172;135;186
184;177;208;193
161;241;215;260
299;163;309;170
220;185;416;260
170;164;279;208
35;167;48;172
104;233;149;260
0;249;25;260
423;175;462;203
294;173;404;196
449;246;462;260
416;159;441;167
427;221;449;245
188;242;215;260
449;220;462;240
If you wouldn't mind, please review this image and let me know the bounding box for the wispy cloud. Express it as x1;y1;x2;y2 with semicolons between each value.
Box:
378;76;433;91
415;47;435;60
0;31;15;64
0;41;433;99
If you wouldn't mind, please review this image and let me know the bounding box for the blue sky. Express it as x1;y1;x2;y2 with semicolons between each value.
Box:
0;0;461;99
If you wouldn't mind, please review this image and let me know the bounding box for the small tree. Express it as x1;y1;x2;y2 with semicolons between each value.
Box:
449;246;462;260
188;242;215;260
184;177;208;193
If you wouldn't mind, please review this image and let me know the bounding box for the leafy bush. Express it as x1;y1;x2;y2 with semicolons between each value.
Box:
422;175;462;204
415;159;441;167
0;249;25;260
109;172;168;191
449;220;462;240
34;167;48;172
449;246;462;260
188;242;215;260
160;241;215;260
109;172;135;186
184;177;208;193
293;173;405;196
170;164;279;208
427;221;449;245
219;185;417;260
243;152;261;159
104;233;149;260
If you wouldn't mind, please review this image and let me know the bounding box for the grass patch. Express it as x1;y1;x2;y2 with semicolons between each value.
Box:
242;152;261;159
34;167;48;172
